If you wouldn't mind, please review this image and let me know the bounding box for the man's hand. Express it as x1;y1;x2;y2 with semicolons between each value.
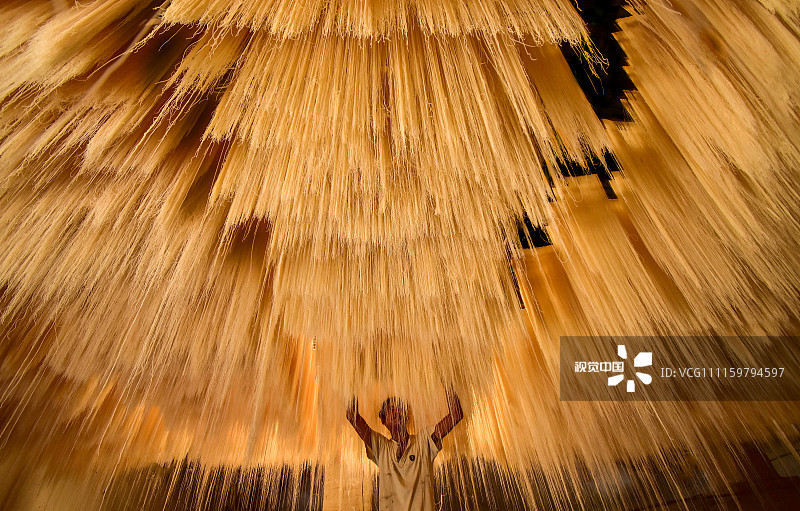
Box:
346;397;372;446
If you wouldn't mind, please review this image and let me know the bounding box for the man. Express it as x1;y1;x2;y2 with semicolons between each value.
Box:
346;391;463;511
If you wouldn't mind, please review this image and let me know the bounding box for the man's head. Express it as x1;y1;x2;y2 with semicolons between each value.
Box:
379;397;409;435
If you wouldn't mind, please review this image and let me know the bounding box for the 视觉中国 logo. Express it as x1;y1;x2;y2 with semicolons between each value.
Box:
608;345;652;392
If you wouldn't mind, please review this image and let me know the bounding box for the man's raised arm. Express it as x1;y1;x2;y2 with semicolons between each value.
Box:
432;389;464;448
346;397;373;446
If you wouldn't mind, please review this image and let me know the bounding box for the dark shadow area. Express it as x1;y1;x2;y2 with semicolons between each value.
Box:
561;0;635;122
103;460;324;511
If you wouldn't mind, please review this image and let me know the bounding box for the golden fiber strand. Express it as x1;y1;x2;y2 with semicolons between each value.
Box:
1;0;800;510
162;0;589;40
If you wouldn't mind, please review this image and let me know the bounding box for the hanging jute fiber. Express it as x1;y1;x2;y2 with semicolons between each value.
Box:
1;0;799;509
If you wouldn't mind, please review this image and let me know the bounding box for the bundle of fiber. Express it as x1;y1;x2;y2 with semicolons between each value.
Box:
756;0;800;30
1;0;800;510
614;0;800;333
160;0;590;40
606;99;799;336
618;0;800;251
0;0;576;471
545;175;691;336
0;1;53;58
496;232;800;509
517;41;610;166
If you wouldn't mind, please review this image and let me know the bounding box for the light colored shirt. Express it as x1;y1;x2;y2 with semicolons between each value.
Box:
365;426;442;511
